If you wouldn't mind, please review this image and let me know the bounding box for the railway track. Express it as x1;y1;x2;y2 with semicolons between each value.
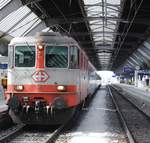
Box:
0;108;79;143
0;124;25;143
0;88;98;143
107;85;150;143
0;123;66;143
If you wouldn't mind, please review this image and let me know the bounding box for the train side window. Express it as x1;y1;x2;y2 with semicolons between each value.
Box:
70;46;79;69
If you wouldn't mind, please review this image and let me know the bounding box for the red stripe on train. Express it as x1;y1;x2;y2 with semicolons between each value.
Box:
36;46;44;68
7;84;77;93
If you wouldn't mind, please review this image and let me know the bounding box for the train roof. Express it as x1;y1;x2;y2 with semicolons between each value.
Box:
9;32;78;45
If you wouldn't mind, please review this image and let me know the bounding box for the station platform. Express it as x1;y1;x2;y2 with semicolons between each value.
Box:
0;86;8;112
114;83;150;95
67;86;127;143
112;83;150;118
113;83;150;98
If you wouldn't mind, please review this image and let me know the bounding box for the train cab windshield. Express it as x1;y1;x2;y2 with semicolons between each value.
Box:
15;46;35;67
46;46;68;68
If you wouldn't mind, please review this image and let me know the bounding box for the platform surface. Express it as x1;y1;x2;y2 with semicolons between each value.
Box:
68;87;127;143
0;86;8;112
113;83;150;118
115;83;150;99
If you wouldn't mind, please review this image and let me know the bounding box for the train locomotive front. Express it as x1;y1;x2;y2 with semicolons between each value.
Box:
3;32;99;125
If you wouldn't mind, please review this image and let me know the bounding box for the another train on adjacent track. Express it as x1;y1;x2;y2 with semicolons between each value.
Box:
3;32;101;125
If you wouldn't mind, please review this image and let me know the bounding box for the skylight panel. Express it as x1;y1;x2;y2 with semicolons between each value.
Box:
104;28;114;32
0;5;42;37
98;59;110;61
91;25;102;29
104;37;113;41
94;37;103;41
84;0;102;5
107;20;117;25
98;53;111;56
107;5;119;11
92;27;103;32
9;13;41;37
0;0;11;10
89;20;102;24
83;0;121;68
106;25;116;29
0;6;30;32
94;33;104;36
87;6;101;11
107;0;120;5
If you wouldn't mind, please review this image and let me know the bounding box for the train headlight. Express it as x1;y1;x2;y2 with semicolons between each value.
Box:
23;96;29;102
38;45;44;50
1;76;7;89
57;85;66;92
15;85;24;91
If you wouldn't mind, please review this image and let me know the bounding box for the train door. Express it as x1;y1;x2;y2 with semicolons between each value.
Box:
79;52;85;101
70;46;80;103
84;57;88;97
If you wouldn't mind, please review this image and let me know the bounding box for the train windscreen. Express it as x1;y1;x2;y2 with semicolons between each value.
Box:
15;46;35;67
46;46;68;68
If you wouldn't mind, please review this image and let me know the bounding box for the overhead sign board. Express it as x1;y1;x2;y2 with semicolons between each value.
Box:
0;64;8;69
138;70;150;74
123;66;133;73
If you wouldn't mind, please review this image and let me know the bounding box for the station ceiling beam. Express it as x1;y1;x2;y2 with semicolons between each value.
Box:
45;17;128;25
63;31;146;38
45;17;150;26
21;0;42;5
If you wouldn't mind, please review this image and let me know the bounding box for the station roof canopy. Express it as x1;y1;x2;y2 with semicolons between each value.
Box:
0;0;149;71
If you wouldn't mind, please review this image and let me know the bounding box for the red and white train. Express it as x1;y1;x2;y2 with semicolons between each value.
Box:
3;32;101;124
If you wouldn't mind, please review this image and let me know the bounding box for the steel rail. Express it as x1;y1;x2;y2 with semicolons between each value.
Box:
111;84;150;120
0;119;69;143
107;85;135;143
0;123;65;143
45;124;66;143
0;124;25;142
